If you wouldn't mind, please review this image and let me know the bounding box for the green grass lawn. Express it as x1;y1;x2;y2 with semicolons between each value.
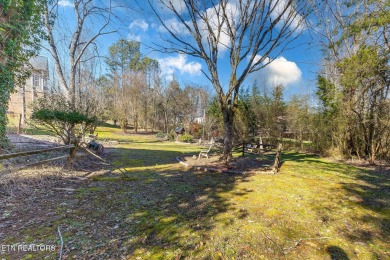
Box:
2;126;389;259
95;125;158;143
6;114;54;136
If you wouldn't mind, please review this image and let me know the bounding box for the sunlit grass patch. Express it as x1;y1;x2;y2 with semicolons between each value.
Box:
6;114;53;135
95;126;158;143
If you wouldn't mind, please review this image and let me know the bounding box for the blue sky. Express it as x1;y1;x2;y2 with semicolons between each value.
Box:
49;0;322;100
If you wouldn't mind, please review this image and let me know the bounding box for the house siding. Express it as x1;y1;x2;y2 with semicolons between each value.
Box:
7;56;48;116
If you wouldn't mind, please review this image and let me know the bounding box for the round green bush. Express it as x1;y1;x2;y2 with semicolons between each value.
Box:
179;133;193;143
155;131;166;139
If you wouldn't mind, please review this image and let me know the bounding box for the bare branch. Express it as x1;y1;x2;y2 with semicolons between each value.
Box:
150;0;310;159
43;0;119;108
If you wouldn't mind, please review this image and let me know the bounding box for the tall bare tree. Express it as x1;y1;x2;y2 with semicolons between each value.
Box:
42;0;118;108
150;0;310;160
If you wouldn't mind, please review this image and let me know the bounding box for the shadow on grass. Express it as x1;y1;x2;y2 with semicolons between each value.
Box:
56;146;252;258
2;144;252;258
5;148;388;258
339;167;390;245
281;152;319;162
284;152;390;253
99;121;121;129
105;147;188;168
327;246;349;260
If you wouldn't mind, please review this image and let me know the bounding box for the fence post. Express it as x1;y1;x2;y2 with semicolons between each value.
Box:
273;143;283;174
67;139;79;167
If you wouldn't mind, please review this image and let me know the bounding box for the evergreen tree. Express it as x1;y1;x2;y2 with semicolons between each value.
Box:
0;0;44;148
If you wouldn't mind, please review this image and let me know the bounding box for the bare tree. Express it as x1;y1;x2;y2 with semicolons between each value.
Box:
150;0;310;160
42;0;118;108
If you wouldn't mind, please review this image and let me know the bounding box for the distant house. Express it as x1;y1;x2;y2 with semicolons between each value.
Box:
8;56;49;123
192;93;206;124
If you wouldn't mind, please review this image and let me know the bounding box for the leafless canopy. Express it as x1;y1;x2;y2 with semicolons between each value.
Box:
150;0;310;99
150;0;311;159
43;0;119;106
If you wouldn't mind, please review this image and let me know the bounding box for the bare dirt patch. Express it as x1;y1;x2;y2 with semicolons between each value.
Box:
0;153;112;259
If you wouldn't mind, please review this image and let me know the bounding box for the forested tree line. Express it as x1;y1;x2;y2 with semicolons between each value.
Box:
96;39;209;136
31;35;209;141
312;0;390;162
204;0;389;162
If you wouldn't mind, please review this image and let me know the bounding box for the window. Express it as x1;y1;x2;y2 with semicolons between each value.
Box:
42;76;46;91
33;74;39;87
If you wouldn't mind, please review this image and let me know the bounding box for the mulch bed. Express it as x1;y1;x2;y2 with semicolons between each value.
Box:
180;154;276;174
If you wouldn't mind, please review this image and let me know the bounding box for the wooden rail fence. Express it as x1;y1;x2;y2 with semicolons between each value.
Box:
239;142;283;174
0;145;76;172
0;145;75;160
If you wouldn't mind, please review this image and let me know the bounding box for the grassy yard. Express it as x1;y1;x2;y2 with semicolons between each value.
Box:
1;127;389;259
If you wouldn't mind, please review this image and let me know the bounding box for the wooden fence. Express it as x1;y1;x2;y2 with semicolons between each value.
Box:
240;142;283;174
273;143;283;174
0;145;76;172
241;142;277;156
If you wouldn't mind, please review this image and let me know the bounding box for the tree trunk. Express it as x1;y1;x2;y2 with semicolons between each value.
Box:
134;114;138;133
31;77;36;103
120;119;127;133
222;106;234;162
69;63;76;109
21;85;26;125
67;141;78;167
164;110;168;134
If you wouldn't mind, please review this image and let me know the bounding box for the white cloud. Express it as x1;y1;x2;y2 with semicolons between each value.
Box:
158;3;238;54
252;56;302;86
58;0;73;7
158;18;190;36
198;2;238;53
270;0;306;32
129;19;149;32
127;33;141;42
250;54;262;65
158;0;305;55
158;54;202;81
158;0;240;53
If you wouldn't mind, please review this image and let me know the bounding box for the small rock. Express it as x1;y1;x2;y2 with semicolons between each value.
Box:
354;241;366;246
305;242;317;247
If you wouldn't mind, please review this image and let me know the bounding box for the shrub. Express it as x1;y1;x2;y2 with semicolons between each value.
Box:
155;131;166;139
31;108;97;145
31;96;98;145
189;122;202;138
168;129;176;141
179;133;193;143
